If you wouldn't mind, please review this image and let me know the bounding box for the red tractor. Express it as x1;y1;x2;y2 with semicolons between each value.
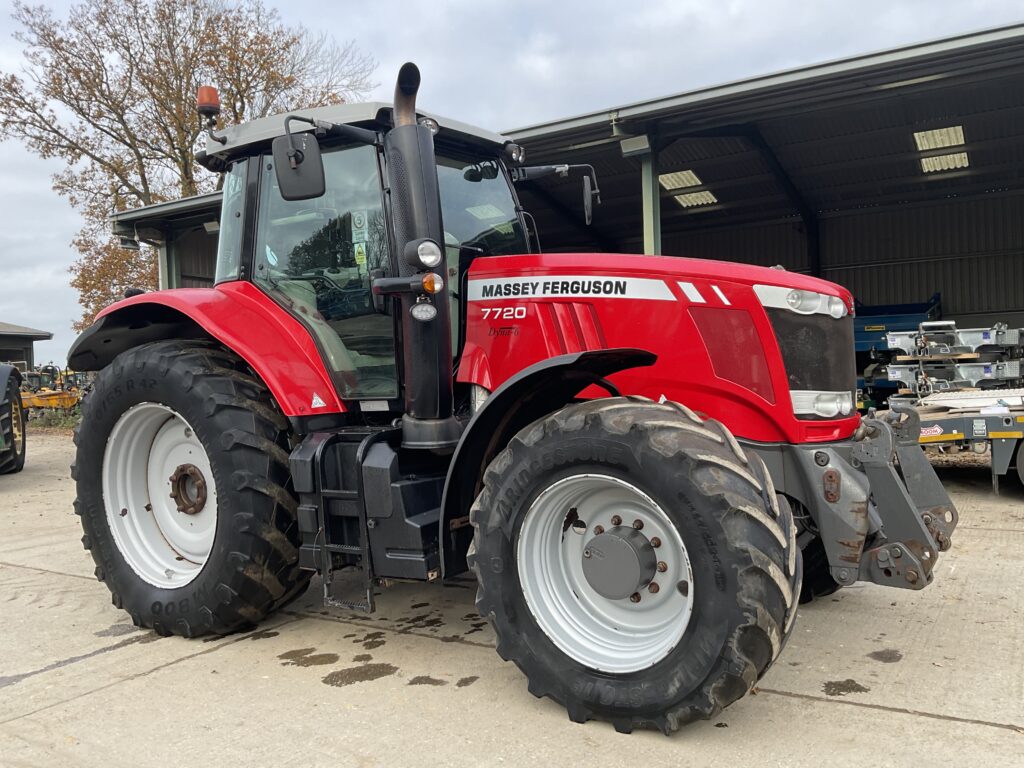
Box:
69;64;956;733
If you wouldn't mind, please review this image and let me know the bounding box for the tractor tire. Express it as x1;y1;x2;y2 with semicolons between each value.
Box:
73;340;309;637
469;397;801;734
0;374;26;475
798;535;841;603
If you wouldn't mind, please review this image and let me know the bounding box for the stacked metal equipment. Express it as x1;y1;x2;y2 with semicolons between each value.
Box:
884;321;1024;493
885;321;1023;396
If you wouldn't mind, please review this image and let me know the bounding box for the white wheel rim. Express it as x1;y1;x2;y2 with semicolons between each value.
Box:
102;403;217;588
517;474;695;674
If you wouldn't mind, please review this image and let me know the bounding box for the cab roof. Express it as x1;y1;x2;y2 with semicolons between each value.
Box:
205;101;511;159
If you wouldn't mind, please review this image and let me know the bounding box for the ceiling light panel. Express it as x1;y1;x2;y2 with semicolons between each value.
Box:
920;152;969;173
658;170;702;190
674;191;718;207
913;125;964;151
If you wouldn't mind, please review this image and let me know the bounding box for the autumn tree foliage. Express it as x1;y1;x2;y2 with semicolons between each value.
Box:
0;0;376;329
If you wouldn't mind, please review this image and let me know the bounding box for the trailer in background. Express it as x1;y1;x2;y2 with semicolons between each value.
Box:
897;389;1024;493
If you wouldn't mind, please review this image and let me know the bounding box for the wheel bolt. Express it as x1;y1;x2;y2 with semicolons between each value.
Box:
583;549;592;559
611;515;622;526
657;561;667;573
648;582;660;594
632;519;644;530
629;592;641;603
593;525;604;535
651;537;661;548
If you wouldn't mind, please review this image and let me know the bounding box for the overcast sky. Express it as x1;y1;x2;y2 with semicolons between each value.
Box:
1;0;1022;365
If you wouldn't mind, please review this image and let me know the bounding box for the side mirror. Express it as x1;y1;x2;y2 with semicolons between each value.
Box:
272;133;326;201
583;175;593;226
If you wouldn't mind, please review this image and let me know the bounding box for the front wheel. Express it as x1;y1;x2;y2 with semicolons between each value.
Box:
469;397;801;733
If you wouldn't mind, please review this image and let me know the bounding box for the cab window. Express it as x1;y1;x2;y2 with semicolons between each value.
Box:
437;153;529;350
253;144;397;400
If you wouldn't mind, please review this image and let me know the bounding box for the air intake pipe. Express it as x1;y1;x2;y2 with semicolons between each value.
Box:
382;63;461;450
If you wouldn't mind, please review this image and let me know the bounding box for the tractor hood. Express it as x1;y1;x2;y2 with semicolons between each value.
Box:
466;252;853;306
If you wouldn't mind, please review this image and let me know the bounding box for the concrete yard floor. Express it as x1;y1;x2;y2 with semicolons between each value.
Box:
1;432;1021;766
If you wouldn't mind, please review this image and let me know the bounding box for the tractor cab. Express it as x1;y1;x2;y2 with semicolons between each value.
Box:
197;89;533;411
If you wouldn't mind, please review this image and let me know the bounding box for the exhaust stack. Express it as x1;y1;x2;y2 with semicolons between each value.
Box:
383;63;461;450
392;63;420;128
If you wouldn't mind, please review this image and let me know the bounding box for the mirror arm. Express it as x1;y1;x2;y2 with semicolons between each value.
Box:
282;115;318;168
328;123;382;146
283;115;381;169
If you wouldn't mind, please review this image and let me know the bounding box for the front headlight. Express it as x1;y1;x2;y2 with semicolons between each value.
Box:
416;240;443;268
755;285;848;318
790;390;854;418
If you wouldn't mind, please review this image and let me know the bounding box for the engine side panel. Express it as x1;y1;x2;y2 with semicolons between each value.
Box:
458;253;858;445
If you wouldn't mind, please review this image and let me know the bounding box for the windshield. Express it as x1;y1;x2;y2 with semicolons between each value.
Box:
436;154;528;257
253;143;397;400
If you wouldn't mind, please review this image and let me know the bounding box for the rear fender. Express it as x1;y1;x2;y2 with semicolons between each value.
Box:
439;347;656;577
67;283;343;418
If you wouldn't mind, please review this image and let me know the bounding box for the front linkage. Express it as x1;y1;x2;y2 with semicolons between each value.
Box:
758;404;957;592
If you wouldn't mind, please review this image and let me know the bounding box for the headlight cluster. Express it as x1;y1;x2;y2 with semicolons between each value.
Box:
753;284;850;318
785;289;848;318
789;390;854;418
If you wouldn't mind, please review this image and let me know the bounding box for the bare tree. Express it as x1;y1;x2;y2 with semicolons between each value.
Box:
0;0;377;329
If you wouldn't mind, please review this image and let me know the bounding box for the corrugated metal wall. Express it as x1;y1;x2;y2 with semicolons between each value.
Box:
656;193;1024;322
658;221;808;270
170;226;217;288
820;195;1024;317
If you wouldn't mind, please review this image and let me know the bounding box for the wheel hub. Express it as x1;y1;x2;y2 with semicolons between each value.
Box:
517;473;696;673
103;403;218;588
169;463;207;515
582;526;656;600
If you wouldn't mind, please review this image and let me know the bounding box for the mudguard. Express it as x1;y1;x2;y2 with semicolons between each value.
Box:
67;283;344;417
439;347;656;577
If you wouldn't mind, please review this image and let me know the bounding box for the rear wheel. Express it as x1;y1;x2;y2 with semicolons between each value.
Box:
0;374;26;475
74;340;309;637
469;397;801;733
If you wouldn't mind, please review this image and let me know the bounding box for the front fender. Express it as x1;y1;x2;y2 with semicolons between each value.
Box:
439;347;656;577
67;282;343;417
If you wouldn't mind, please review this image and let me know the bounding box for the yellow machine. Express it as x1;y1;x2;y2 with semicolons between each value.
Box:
20;365;82;412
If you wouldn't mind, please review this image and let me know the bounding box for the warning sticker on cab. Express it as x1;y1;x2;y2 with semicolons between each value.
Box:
467;276;675;301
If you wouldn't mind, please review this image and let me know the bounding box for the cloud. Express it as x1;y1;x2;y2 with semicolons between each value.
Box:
1;0;1022;365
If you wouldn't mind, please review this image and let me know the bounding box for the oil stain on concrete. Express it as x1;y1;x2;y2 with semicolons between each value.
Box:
867;649;903;663
822;679;871;696
357;631;386;650
408;675;447;686
279;648;340;667
322;663;398;688
456;676;479;688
